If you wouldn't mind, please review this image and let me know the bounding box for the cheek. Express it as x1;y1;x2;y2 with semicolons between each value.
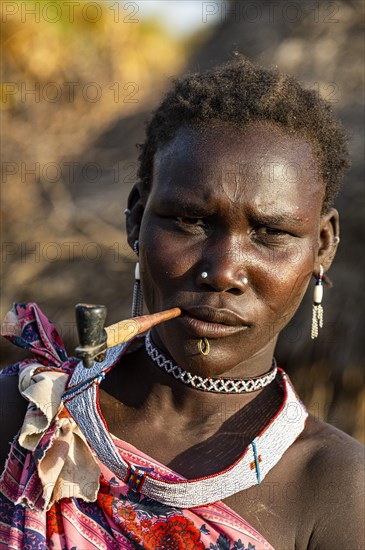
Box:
141;227;192;275
267;262;312;320
254;242;314;317
138;220;198;307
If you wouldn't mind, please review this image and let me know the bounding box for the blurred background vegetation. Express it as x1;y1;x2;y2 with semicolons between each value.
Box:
1;1;364;442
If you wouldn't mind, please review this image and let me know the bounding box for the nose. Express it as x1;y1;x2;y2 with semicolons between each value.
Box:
198;241;249;294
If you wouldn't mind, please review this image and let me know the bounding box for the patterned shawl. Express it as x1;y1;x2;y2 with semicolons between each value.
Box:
0;303;273;549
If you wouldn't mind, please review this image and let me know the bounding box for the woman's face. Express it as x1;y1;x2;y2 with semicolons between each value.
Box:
136;121;334;376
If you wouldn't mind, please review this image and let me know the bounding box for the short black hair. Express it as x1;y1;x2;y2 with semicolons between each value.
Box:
137;56;350;213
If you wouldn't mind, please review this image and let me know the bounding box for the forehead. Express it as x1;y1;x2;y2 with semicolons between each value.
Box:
151;122;324;214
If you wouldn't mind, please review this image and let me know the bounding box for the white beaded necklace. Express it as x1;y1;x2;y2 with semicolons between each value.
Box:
145;331;277;394
63;340;308;509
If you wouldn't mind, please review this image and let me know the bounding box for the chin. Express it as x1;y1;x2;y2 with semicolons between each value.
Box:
151;326;261;378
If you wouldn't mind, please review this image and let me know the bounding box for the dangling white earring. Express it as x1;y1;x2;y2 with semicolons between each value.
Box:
311;264;324;339
131;240;143;317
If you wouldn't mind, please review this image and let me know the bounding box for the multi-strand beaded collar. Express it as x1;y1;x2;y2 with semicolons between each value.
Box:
63;338;308;509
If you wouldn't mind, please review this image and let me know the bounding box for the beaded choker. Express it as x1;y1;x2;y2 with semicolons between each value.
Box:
145;331;277;394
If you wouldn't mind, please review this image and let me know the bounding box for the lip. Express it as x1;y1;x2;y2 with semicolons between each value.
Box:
180;306;250;338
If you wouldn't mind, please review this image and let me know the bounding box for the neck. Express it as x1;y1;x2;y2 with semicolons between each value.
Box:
102;338;279;430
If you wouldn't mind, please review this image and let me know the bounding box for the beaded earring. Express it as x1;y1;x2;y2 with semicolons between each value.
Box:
131;240;143;317
311;264;324;339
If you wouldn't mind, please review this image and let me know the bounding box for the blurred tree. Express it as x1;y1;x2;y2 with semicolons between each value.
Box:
1;1;189;357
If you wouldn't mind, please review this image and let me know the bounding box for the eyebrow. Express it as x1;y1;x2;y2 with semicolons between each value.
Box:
249;212;304;226
156;194;305;226
155;195;208;212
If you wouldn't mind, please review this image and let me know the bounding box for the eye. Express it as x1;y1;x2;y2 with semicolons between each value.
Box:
172;216;212;235
257;226;286;236
175;216;206;227
251;225;290;244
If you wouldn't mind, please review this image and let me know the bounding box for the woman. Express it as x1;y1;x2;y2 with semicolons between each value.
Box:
0;57;363;549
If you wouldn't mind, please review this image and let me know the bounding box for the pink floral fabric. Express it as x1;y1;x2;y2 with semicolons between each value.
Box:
0;303;274;549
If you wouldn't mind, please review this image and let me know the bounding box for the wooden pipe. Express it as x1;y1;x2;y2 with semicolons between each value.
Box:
75;304;181;368
105;308;181;347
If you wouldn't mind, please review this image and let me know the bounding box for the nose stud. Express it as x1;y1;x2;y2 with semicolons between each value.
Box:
201;271;248;286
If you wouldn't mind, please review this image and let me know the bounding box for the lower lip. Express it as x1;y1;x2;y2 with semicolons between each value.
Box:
179;314;249;338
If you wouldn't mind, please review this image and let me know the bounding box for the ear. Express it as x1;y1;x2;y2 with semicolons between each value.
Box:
316;208;340;272
125;183;145;249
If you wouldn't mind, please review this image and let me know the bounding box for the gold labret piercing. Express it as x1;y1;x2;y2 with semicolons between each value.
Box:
198;337;210;356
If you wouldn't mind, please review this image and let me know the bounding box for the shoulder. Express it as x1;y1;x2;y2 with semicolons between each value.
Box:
301;415;364;549
302;414;364;474
0;374;28;472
